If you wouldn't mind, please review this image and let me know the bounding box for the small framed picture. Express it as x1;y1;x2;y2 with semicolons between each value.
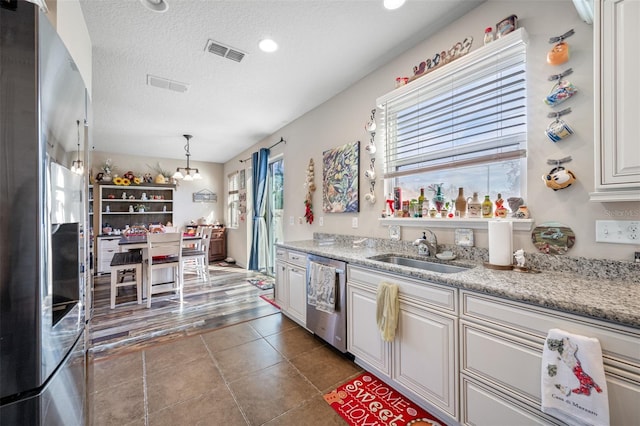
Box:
239;169;246;190
455;228;474;247
389;225;401;241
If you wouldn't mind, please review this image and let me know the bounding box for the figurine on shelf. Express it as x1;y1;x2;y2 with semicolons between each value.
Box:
507;197;524;217
514;249;526;268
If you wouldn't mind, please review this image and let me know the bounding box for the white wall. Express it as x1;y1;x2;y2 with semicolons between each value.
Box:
224;0;639;263
91;151;225;229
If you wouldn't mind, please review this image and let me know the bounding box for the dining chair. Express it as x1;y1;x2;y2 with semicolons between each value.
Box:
182;226;212;282
109;250;143;309
146;232;183;308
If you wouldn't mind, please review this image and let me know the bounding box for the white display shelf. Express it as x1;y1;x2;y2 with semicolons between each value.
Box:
102;211;173;215
100;199;171;202
379;217;534;231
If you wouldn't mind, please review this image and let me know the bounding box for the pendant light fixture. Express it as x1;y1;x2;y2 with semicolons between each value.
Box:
71;120;84;175
172;134;202;181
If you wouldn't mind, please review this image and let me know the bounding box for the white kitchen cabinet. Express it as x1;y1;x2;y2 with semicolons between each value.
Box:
394;302;457;417
460;291;640;426
347;281;392;377
287;263;307;325
274;262;288;312
347;265;458;422
461;376;562;426
591;0;640;201
96;236;121;274
274;248;307;327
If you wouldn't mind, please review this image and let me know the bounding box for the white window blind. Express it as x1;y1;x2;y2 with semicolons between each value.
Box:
377;29;528;179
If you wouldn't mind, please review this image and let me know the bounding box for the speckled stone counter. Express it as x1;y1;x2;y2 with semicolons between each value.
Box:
277;234;640;329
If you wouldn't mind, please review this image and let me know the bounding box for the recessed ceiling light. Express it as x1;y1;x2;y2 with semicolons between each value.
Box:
258;38;278;53
383;0;406;10
140;0;169;13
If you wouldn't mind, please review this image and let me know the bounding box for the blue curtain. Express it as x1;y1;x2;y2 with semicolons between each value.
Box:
248;148;270;271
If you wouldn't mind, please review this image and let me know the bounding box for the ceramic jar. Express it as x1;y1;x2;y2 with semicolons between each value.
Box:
467;192;482;218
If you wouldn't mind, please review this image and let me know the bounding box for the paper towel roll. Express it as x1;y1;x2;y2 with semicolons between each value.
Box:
488;220;513;266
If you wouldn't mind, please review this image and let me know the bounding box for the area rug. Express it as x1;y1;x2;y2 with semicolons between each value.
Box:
324;372;444;426
259;294;280;309
248;278;274;290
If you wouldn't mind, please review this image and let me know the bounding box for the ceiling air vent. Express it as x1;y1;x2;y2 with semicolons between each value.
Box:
146;74;190;93
205;39;246;63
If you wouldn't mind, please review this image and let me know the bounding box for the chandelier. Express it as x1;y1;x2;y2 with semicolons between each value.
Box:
71;120;84;175
172;134;202;181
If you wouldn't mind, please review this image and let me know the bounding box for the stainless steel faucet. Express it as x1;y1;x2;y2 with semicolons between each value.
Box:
413;229;438;257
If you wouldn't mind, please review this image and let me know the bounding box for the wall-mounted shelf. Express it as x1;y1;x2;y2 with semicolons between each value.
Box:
379;217;534;231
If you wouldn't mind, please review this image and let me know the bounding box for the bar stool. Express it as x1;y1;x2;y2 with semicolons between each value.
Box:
109;251;143;309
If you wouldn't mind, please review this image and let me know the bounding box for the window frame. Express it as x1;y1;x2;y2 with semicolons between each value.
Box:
227;171;239;229
376;28;529;205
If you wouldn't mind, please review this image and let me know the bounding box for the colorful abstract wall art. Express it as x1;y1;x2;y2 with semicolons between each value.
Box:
322;140;359;213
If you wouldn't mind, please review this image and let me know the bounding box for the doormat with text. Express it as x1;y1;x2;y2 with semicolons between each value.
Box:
247;278;274;290
323;372;444;426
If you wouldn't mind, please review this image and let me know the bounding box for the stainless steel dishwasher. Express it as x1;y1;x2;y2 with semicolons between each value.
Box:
306;254;347;353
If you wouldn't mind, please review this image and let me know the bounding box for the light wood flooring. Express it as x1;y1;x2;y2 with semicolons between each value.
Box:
89;263;279;357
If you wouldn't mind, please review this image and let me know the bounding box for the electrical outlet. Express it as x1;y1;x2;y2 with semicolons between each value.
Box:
319;217;324;226
595;220;640;244
352;217;358;228
289;216;294;226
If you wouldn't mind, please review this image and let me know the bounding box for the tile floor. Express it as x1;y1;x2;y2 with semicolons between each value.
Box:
88;313;362;425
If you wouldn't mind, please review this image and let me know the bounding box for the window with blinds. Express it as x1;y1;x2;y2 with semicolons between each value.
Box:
227;172;239;228
377;29;528;203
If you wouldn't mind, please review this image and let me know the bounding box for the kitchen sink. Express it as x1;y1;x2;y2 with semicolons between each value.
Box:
368;254;473;274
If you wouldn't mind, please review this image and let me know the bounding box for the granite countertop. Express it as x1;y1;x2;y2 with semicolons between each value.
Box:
277;238;640;329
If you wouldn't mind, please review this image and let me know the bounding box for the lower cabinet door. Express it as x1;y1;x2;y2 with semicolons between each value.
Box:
394;303;457;418
347;284;391;376
607;369;640;426
274;260;288;311
461;376;562;426
286;265;306;326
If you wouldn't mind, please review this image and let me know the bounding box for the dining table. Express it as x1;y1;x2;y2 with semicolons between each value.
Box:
118;233;201;249
118;233;202;297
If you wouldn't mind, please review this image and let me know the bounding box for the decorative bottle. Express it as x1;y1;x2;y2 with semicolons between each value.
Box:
432;184;445;212
482;195;493;218
467;192;481;218
455;187;467;217
484;27;494;45
417;188;425;217
495;193;508;218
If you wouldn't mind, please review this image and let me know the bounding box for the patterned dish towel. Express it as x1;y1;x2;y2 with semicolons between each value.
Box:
376;282;399;342
307;261;336;314
541;328;609;426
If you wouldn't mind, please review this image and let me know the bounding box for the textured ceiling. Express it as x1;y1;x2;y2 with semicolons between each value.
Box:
79;0;483;163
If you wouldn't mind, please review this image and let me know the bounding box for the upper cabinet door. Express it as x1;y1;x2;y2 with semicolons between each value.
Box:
592;0;640;201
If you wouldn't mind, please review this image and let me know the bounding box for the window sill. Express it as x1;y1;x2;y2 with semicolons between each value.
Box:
379;217;534;231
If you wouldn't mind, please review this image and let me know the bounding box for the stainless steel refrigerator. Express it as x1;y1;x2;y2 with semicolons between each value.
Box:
1;1;88;424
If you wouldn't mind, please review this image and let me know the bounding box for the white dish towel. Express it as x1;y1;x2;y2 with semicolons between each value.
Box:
541;328;609;426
